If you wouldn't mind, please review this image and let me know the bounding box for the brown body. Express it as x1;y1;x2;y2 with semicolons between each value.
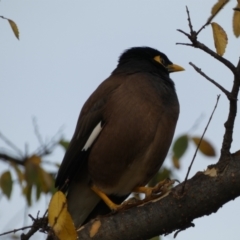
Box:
88;73;179;195
55;47;182;228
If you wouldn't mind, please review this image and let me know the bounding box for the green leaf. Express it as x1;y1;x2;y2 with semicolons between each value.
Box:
172;135;189;169
23;184;32;206
59;139;70;151
172;135;188;158
11;163;24;185
36;181;42;201
0;171;13;199
191;137;216;157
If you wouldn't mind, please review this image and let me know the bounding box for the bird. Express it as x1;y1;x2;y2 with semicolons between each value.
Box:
55;46;184;228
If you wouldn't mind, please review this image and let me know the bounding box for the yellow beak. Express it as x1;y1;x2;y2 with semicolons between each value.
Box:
167;64;185;73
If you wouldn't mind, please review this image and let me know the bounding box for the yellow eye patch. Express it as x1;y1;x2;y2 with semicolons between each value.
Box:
154;55;165;66
154;55;162;64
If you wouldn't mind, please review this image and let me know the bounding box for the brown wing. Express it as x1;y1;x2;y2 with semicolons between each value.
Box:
55;76;123;190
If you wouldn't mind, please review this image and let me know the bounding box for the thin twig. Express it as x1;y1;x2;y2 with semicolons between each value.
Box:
188;114;204;134
181;95;220;193
0;128;63;166
32;117;44;148
233;8;240;12
43;209;48;218
197;0;229;35
0;153;25;165
189;62;231;98
176;42;193;47
0;226;32;237
0;132;23;157
186;6;194;35
28;214;35;222
176;29;190;38
34;125;64;157
0;16;7;20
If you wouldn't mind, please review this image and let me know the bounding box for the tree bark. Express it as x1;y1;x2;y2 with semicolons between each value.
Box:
77;155;240;240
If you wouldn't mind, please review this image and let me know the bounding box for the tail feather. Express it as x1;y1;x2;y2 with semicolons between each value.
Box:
67;179;100;228
67;173;129;228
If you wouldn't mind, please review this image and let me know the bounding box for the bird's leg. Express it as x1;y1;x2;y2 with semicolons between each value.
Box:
91;185;144;211
91;185;120;211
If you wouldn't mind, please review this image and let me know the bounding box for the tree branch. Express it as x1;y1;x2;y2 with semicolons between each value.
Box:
77;155;240;240
176;7;236;74
21;216;48;240
0;131;23;157
189;62;231;97
0;153;25;165
0;127;63;166
176;6;240;160
220;59;240;160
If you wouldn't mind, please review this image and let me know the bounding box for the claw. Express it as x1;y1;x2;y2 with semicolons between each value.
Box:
134;178;178;200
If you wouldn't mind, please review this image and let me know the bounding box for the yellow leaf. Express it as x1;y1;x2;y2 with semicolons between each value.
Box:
211;0;229;15
25;155;41;185
172;155;180;169
192;137;216;157
233;4;240;37
38;167;54;193
24;155;42;204
27;155;41;165
211;22;228;56
48;191;77;240
8;19;19;40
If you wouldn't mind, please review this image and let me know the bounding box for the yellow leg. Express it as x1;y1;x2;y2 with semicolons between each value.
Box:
91;185;120;210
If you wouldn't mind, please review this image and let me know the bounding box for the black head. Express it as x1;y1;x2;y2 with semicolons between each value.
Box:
117;47;184;74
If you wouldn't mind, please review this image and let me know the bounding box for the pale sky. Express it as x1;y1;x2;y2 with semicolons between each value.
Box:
1;1;240;240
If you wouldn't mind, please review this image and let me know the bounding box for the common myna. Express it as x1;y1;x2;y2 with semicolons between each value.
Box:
55;47;184;228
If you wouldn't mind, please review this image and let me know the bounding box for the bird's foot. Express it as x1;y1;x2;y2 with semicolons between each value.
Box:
149;178;177;199
134;178;178;201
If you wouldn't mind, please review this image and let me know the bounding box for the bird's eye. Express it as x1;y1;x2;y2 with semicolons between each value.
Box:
154;55;166;67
